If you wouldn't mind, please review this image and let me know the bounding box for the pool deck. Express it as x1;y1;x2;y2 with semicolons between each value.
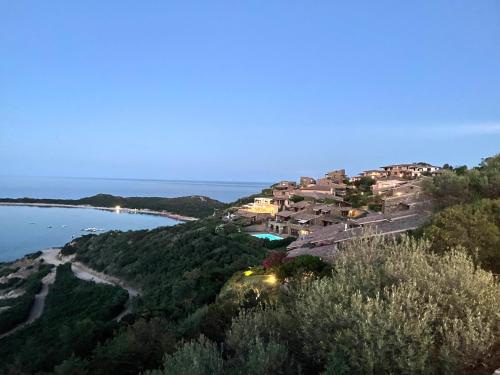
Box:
251;233;284;241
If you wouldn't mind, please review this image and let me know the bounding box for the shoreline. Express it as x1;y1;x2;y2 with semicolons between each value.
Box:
0;202;198;222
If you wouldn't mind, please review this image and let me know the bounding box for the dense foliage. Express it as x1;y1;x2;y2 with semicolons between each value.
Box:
345;177;381;210
149;236;500;375
0;263;52;334
63;218;269;320
427;154;500;208
0;193;227;218
2;154;499;374
0;264;128;374
425;199;500;273
423;154;500;274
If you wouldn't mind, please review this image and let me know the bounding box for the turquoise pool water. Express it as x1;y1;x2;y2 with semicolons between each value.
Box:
252;233;284;241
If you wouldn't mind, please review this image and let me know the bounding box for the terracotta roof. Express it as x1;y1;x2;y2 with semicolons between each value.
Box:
294;192;336;200
320;215;342;223
276;210;294;218
292;212;320;221
290;200;313;209
300;185;332;192
287;244;339;262
287;211;431;250
352;212;386;225
237;210;257;218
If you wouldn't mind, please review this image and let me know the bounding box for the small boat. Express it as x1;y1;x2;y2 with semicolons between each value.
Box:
82;227;98;232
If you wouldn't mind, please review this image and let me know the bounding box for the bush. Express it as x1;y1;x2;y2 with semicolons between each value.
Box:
0;264;128;373
275;254;330;280
262;251;287;270
226;336;291;375
227;236;500;374
428;154;500;208
290;195;304;203
0;264;51;335
425;199;500;273
146;336;224;375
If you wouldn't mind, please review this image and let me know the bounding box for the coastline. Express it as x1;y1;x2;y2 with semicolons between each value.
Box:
0;202;198;222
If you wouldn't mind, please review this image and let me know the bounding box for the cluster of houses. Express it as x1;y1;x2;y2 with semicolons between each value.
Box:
351;163;442;181
233;163;441;259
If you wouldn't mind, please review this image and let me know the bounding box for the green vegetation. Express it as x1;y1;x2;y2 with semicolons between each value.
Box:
425;198;500;273
148;236;499;375
345;176;382;210
0;266;19;278
63;219;270;319
423;154;500;274
0;264;128;374
0;193;227;218
290;195;304;203
1;154;498;374
427;154;500;208
0;263;52;334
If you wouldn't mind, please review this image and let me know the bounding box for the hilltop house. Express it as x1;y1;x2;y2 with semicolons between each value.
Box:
361;169;389;179
286;210;431;261
300;176;316;187
371;177;407;195
381;163;441;179
238;197;278;216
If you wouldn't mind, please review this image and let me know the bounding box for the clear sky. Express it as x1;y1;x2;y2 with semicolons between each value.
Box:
1;1;499;182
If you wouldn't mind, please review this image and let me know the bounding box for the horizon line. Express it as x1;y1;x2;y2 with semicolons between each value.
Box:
0;174;274;186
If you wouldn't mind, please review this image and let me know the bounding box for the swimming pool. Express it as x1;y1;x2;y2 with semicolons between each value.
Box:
252;233;284;241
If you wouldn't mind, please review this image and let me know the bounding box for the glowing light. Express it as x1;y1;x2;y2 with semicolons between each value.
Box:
244;270;253;277
115;205;121;212
265;274;277;285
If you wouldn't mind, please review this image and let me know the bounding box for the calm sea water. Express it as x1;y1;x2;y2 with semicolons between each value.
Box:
0;205;178;262
0;176;269;203
0;176;270;261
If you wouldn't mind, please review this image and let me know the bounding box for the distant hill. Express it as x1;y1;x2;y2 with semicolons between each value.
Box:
0;194;227;219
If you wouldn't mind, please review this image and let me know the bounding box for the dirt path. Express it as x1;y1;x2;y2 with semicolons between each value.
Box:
0;269;56;340
0;248;139;339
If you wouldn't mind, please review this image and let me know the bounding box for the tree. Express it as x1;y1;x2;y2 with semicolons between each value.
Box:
54;356;89;375
227;236;500;374
276;255;330;280
428;154;500;208
425;199;500;273
290;195;304;203
146;336;224;375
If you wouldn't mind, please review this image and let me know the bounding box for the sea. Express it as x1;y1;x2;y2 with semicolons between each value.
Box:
0;176;269;261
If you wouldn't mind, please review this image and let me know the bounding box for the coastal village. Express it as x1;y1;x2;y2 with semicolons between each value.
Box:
232;162;442;260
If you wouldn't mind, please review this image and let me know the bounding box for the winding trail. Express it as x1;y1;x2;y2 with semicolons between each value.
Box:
0;270;56;340
0;248;139;340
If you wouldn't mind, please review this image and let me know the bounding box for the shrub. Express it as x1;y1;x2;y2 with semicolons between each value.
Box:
262;251;287;269
228;236;500;374
425;198;500;273
146;336;224;375
275;254;330;280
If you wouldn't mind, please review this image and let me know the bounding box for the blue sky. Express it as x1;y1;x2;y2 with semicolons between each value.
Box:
1;1;499;182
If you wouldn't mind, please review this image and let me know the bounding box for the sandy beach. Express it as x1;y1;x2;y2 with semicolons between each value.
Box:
0;202;198;222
